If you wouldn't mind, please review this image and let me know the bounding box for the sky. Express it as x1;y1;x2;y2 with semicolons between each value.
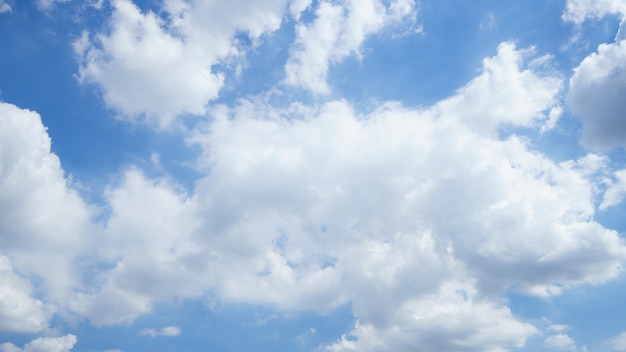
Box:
1;0;626;351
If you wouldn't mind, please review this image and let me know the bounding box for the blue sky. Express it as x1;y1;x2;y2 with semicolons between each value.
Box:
2;0;626;351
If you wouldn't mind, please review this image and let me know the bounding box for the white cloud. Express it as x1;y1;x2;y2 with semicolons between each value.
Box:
563;0;626;24
568;38;626;150
160;326;181;336
434;43;562;134
284;0;417;93
0;102;94;309
608;331;626;351
74;169;202;325
0;334;77;352
548;324;571;332
139;325;181;337
0;0;11;13
564;0;626;150
544;333;577;351
0;256;52;333
323;282;537;351
601;169;626;209
75;0;289;127
289;0;312;19
177;43;624;350
4;36;626;351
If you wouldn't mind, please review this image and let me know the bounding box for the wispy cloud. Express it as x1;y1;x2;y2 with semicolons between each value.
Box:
139;326;181;338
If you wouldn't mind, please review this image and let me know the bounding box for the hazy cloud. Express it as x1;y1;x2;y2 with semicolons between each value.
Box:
0;335;77;352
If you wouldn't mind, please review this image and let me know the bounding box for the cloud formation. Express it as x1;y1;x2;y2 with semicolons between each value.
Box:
0;256;51;333
139;325;181;337
0;102;94;314
0;335;77;352
2;1;626;350
3;39;626;351
74;0;290;127
0;0;10;13
609;331;626;351
565;0;626;150
82;42;617;350
284;0;417;93
563;0;626;23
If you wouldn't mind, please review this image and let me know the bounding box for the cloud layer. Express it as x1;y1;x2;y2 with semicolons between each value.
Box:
5;37;626;350
2;1;626;351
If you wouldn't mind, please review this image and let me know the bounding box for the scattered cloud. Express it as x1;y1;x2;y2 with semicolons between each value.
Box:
562;0;626;24
139;326;181;338
568;38;626;150
544;333;577;351
74;0;290;127
2;1;626;351
480;12;497;30
0;102;95;320
284;0;418;93
564;0;626;150
0;0;10;13
2;39;624;351
601;169;626;209
0;335;77;352
608;331;626;351
548;324;571;332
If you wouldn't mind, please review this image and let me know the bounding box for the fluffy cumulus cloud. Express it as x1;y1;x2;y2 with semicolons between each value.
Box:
601;169;626;209
174;43;623;350
0;102;94;316
544;333;577;351
284;0;417;93
568;38;626;150
0;256;51;333
0;335;77;352
72;169;203;325
0;0;10;13
609;331;626;351
4;30;626;351
74;0;290;127
46;42;623;351
74;0;418;124
565;0;626;150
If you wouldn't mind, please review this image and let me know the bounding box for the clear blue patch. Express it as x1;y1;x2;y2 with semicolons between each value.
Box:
69;300;354;352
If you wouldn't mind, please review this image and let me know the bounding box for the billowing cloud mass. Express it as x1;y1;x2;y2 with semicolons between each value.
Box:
0;335;77;352
0;102;94;315
139;325;181;337
565;0;626;150
3;0;626;351
74;0;417;125
3;38;626;351
69;43;620;350
568;38;626;150
0;256;51;333
544;333;578;351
